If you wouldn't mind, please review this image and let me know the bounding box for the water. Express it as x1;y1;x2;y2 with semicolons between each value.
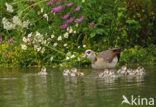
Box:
0;65;156;107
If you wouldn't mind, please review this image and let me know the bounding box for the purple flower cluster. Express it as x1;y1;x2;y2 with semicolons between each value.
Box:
8;38;14;45
67;17;74;23
46;0;56;6
60;23;68;29
55;0;62;6
89;22;95;27
75;16;84;23
5;53;9;58
0;36;2;43
46;0;85;29
51;5;63;13
74;6;80;12
28;37;33;44
66;3;73;7
62;13;70;20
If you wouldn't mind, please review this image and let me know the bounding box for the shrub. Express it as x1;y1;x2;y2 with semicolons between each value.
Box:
0;0;156;67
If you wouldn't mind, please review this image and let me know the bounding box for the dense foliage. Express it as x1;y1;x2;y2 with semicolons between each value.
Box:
0;0;156;67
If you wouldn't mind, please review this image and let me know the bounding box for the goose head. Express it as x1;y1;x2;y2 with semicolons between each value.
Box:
82;49;96;61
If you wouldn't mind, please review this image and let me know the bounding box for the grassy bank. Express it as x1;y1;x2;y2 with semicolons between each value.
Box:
0;41;156;67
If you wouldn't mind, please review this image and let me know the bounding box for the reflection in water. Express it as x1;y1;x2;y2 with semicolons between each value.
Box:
0;66;156;107
23;73;49;107
0;78;17;80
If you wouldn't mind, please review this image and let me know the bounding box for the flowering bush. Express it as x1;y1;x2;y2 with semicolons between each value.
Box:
0;40;41;67
0;0;156;67
119;45;156;65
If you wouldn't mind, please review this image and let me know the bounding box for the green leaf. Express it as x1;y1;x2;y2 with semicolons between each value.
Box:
98;17;103;23
118;12;123;17
95;29;107;35
83;27;88;32
126;19;138;24
90;33;96;38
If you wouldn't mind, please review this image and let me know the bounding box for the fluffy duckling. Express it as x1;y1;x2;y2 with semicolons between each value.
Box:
108;71;114;76
71;68;77;73
109;71;117;78
133;69;138;74
63;69;70;76
104;69;109;74
98;69;108;77
70;68;77;77
75;72;84;76
137;66;145;72
120;70;126;75
63;68;84;77
127;69;133;73
128;69;135;76
98;72;104;77
71;68;84;77
129;72;136;76
117;69;122;74
136;66;145;76
126;69;135;76
70;72;76;77
98;69;115;77
121;65;127;71
38;66;47;75
117;65;127;74
119;65;128;75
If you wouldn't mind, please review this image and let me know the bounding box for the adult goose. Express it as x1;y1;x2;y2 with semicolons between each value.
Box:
82;48;121;69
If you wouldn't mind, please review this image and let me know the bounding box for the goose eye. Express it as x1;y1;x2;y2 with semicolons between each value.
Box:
87;51;91;54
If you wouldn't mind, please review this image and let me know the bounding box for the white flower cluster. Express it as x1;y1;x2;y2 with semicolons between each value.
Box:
53;42;57;47
82;0;85;3
57;36;62;41
31;32;50;53
67;27;76;34
3;2;29;30
21;44;27;50
2;18;16;30
21;33;32;50
22;33;32;43
51;34;55;38
33;32;45;44
21;32;48;54
22;20;30;28
5;2;13;13
50;56;53;61
51;33;69;48
13;16;22;26
2;16;30;30
64;32;69;38
43;14;48;21
66;52;76;60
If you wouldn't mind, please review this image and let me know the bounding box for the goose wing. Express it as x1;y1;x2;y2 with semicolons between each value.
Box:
97;48;121;63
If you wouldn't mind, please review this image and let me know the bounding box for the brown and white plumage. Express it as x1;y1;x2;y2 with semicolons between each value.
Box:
82;48;121;69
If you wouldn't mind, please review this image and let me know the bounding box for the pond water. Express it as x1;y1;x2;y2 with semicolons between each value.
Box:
0;65;156;107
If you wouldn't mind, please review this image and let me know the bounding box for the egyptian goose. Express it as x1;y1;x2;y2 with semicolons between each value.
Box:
82;48;121;69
